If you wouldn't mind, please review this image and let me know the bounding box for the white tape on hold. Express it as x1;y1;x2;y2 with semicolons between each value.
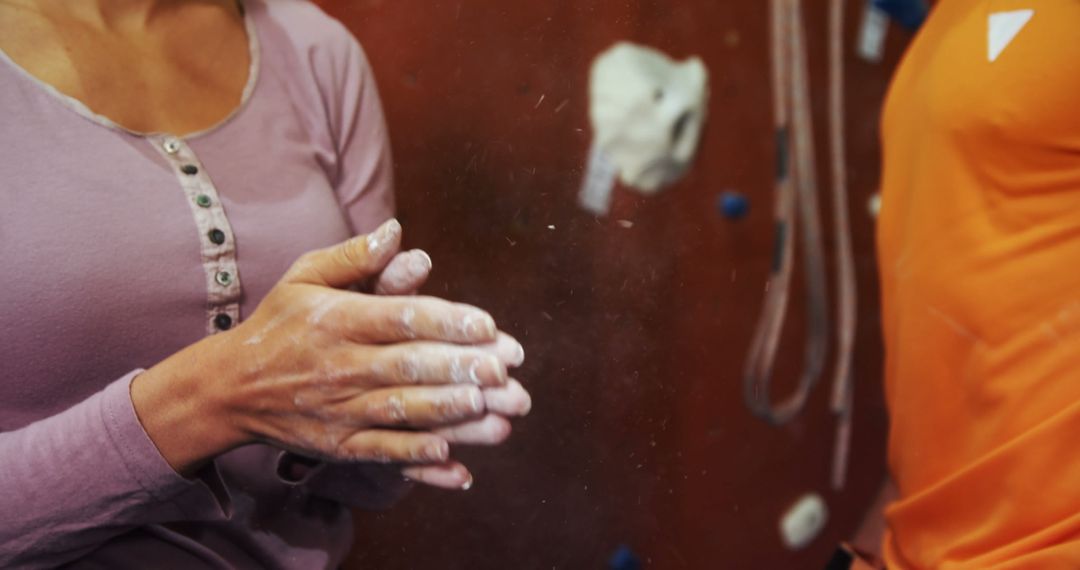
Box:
579;140;618;216
857;4;889;63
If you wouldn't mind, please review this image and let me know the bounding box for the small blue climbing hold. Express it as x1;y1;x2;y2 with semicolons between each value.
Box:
608;544;641;570
718;191;750;220
872;0;929;31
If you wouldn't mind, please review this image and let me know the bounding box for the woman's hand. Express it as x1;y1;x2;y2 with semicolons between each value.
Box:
363;247;531;489
131;219;529;484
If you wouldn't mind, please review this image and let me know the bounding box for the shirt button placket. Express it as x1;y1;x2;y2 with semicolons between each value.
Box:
155;134;243;336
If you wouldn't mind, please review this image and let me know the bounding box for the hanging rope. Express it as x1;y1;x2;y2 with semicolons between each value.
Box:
828;0;858;490
744;0;859;492
742;0;829;427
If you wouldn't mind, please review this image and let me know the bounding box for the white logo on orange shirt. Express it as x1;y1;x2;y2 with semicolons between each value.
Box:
988;9;1034;62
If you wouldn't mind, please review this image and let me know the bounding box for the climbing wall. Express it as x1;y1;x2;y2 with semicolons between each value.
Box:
313;1;913;568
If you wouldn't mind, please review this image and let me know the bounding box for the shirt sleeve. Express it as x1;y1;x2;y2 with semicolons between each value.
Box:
0;371;230;568
323;29;395;235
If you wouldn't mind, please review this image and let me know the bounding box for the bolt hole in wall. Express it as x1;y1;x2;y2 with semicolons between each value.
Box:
314;1;917;568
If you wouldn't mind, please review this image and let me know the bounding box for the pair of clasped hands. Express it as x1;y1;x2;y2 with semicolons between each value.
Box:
133;219;530;491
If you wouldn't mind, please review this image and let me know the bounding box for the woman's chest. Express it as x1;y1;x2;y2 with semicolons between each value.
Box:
0;116;353;420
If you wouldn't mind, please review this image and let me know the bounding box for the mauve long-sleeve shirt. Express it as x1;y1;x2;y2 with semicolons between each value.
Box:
0;1;398;567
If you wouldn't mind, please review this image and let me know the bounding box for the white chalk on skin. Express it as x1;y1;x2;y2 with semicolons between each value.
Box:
377;250;432;294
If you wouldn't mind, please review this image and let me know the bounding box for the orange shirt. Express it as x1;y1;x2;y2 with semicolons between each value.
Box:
878;0;1080;568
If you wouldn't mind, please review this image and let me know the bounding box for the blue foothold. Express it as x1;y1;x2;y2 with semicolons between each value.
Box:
872;0;929;31
608;544;641;570
718;191;750;220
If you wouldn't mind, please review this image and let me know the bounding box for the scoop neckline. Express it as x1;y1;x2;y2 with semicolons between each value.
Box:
0;0;262;142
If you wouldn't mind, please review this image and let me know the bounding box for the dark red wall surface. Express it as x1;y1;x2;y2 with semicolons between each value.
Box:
314;1;912;568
